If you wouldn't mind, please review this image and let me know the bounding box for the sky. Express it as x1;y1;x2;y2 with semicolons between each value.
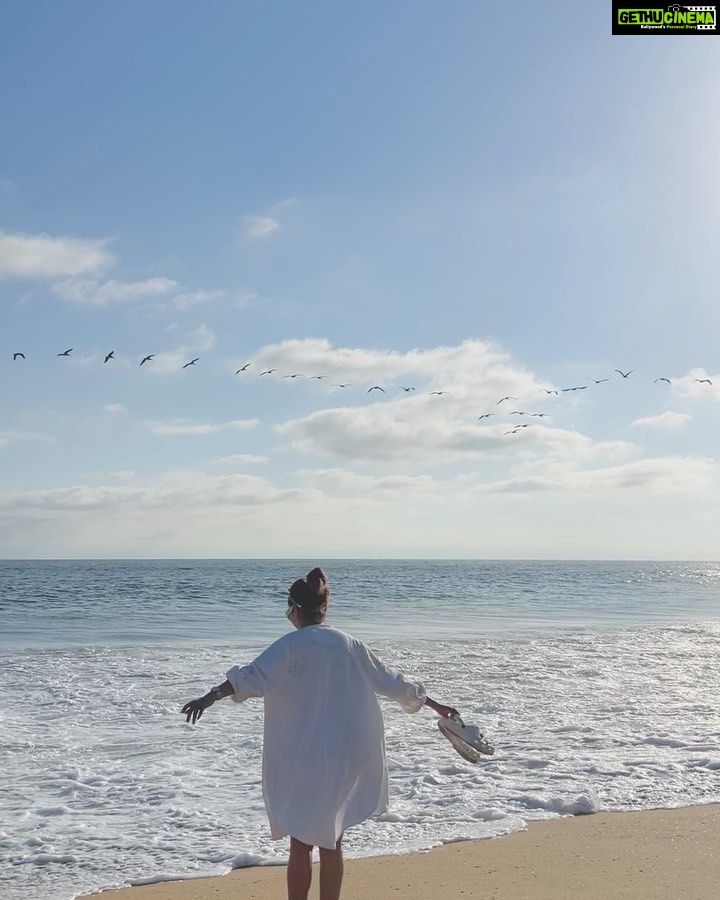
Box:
1;1;719;559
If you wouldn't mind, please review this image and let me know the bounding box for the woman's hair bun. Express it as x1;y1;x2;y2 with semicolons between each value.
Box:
289;567;329;624
306;567;326;587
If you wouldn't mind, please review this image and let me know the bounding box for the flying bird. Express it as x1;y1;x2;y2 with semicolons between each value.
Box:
654;377;671;384
511;411;530;416
587;377;609;384
615;369;633;378
399;387;416;392
182;358;199;369
104;351;115;364
282;373;305;379
561;386;588;392
694;378;713;385
259;369;277;376
477;414;494;420
496;396;517;404
505;424;533;435
57;348;73;357
333;384;352;388
542;389;559;395
235;363;251;374
13;352;25;360
530;413;549;418
308;375;327;380
367;386;385;393
429;391;447;395
140;355;154;366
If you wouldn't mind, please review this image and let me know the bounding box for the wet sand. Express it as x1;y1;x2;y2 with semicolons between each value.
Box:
87;804;720;899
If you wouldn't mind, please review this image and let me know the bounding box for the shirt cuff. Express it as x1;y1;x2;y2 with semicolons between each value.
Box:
399;680;427;713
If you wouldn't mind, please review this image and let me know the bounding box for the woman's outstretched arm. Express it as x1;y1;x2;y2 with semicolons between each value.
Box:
358;642;459;717
181;637;290;723
180;679;234;724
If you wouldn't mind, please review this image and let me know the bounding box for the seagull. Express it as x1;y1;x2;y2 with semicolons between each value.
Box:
654;377;671;384
530;413;549;418
505;424;533;435
587;377;609;384
615;369;633;378
561;386;588;392
140;355;154;366
235;363;251;374
367;386;385;393
496;396;517;404
308;375;327;380
282;373;305;379
57;348;73;357
259;369;277;376
542;389;559;395
182;358;199;369
399;387;416;392
333;384;352;388
429;391;447;395
511;411;530;416
477;414;495;420
13;352;25;360
694;378;713;385
104;351;115;364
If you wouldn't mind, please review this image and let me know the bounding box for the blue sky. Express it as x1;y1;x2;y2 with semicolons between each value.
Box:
1;1;719;558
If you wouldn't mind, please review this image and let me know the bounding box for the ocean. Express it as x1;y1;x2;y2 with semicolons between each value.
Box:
1;559;720;900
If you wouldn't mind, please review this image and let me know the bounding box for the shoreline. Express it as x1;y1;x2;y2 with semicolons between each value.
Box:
86;804;720;900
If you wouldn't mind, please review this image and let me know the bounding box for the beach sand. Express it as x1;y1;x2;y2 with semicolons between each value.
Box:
87;805;720;900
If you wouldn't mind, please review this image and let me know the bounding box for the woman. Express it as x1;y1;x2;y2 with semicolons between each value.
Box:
181;567;458;900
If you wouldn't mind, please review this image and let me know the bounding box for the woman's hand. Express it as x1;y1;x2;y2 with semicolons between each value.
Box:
425;697;460;719
181;693;215;724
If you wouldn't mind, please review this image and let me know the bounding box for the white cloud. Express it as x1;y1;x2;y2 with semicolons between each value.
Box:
107;470;135;481
483;456;714;495
671;369;719;401
103;403;128;414
243;215;281;239
0;231;113;278
272;197;299;210
173;289;225;310
145;418;258;436
0;469;330;558
1;471;310;513
53;276;177;306
211;454;269;466
300;468;438;495
148;324;217;374
264;339;633;464
0;430;54;449
250;337;551;391
630;411;692;429
1;456;716;559
237;291;263;308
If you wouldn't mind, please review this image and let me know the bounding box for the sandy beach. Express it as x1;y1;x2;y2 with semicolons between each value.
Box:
87;804;720;900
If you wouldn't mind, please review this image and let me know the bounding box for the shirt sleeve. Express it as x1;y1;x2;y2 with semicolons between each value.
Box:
226;637;289;704
356;641;427;713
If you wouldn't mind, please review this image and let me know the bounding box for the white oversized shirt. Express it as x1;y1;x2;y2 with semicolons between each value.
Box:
226;624;426;849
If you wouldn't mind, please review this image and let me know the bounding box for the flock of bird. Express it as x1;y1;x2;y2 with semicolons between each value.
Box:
8;351;715;437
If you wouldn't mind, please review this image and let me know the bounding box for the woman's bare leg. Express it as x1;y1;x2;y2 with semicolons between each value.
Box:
318;836;344;900
287;837;313;900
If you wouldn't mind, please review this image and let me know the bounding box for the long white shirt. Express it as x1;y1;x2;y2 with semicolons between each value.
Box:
226;624;426;849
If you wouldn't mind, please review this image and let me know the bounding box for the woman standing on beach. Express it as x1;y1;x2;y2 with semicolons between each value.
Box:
181;567;458;900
